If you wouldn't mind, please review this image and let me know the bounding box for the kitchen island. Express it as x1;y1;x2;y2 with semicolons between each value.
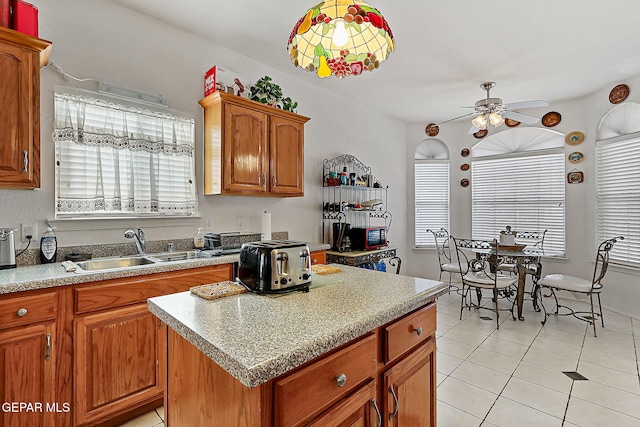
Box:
148;265;447;426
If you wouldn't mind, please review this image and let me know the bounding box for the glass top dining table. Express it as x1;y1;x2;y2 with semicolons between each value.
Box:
470;246;562;321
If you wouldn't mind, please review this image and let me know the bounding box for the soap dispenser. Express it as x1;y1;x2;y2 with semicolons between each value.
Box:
194;227;205;249
40;227;58;264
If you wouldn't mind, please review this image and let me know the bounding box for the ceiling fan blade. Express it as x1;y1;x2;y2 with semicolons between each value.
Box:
437;111;475;125
502;110;540;124
504;100;548;110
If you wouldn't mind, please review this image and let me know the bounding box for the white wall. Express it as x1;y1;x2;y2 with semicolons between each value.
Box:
404;76;640;319
0;0;406;260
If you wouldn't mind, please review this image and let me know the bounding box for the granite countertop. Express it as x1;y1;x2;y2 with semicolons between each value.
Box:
0;242;330;294
148;265;447;388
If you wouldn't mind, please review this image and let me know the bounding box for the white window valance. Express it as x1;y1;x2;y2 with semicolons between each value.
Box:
54;89;197;217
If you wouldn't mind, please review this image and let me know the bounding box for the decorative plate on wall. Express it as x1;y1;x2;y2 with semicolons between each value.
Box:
425;123;439;136
460;178;470;187
568;152;584;163
565;131;584;145
609;84;630;104
505;118;521;127
461;148;470;157
542;111;562;127
473;129;488;138
567;170;584;184
460;163;470;171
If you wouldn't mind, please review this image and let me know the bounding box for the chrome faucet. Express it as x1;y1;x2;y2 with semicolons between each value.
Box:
124;228;146;255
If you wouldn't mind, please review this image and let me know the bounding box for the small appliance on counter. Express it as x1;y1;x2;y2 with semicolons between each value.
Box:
0;228;17;269
349;226;387;251
237;240;312;294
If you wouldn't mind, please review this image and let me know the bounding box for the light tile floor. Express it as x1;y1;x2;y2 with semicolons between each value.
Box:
119;292;640;427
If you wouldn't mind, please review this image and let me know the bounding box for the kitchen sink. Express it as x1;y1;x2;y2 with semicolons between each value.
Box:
147;250;201;262
75;256;157;271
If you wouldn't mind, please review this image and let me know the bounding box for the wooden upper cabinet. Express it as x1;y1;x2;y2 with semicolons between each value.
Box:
200;91;309;197
0;27;51;190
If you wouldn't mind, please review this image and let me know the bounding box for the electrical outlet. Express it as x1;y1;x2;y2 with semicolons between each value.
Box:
21;223;36;242
205;216;214;231
236;217;244;230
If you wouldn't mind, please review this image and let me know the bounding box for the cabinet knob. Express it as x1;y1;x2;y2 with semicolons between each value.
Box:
17;308;28;317
335;373;347;387
413;326;423;336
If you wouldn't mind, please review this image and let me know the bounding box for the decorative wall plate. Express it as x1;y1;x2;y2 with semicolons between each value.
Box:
473;129;488;138
567;170;584;184
461;148;470;157
568;152;584;163
460;163;470;171
542;111;562;127
505;118;521;127
609;84;630;104
425;123;439;136
460;178;469;187
565;131;584;145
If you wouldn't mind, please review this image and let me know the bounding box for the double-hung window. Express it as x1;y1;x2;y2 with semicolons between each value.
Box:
471;128;566;254
53;88;197;217
414;139;450;248
596;133;640;266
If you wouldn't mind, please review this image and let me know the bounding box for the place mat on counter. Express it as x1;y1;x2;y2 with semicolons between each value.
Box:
190;281;247;300
312;264;342;275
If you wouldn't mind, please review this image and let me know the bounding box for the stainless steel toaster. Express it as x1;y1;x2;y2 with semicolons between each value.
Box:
0;228;17;270
237;240;312;294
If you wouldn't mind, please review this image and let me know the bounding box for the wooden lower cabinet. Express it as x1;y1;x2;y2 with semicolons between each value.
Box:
0;323;56;427
73;304;164;426
382;340;436;427
165;302;437;426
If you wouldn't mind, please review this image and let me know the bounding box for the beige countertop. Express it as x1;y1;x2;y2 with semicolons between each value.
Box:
148;265;447;388
0;242;330;294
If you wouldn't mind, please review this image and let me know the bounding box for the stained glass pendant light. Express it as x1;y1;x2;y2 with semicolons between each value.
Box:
287;0;395;79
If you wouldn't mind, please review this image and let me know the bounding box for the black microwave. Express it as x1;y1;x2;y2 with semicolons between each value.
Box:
350;227;387;250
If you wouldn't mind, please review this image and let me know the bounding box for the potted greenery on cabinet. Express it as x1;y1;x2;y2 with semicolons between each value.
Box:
248;76;298;112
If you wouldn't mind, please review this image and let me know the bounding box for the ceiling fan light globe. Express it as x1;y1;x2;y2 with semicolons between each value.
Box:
472;114;487;129
489;112;504;127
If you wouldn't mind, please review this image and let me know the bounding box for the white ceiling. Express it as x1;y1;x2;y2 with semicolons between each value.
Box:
113;0;640;125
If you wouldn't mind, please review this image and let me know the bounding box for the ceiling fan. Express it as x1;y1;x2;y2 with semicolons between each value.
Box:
438;82;548;134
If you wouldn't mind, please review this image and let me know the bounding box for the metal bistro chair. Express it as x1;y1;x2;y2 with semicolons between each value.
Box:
537;236;623;337
452;237;518;329
497;229;547;310
427;228;459;293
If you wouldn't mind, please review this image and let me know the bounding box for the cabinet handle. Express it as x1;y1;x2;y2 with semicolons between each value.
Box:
389;385;399;420
45;334;51;360
23;150;28;173
335;373;347;387
272;175;277;187
17;308;28;317
371;398;382;427
413;326;423;336
262;173;266;187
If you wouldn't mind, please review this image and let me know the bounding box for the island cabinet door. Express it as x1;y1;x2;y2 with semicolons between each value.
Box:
0;323;55;427
382;339;436;427
306;380;380;427
223;103;268;193
73;303;164;426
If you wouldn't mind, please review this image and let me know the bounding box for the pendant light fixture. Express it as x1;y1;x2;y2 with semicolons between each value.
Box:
287;0;395;79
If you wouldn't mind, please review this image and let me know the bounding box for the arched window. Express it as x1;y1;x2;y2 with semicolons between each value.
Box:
414;138;449;247
597;102;640;266
471;127;566;253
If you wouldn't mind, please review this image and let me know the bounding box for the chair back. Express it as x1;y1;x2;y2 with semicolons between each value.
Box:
592;236;624;290
514;229;547;249
427;228;453;265
451;237;507;285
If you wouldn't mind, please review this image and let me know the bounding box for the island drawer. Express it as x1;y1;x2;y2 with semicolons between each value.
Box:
383;303;436;363
74;264;233;314
0;289;57;329
274;333;377;427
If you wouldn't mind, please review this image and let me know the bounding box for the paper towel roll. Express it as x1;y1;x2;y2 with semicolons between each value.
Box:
261;211;271;241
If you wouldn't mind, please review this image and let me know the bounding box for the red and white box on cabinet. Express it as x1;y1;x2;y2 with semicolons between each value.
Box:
11;0;38;37
204;65;217;97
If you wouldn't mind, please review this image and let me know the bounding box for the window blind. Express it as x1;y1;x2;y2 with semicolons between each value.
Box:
415;161;449;247
597;135;640;266
53;91;197;217
472;152;566;254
